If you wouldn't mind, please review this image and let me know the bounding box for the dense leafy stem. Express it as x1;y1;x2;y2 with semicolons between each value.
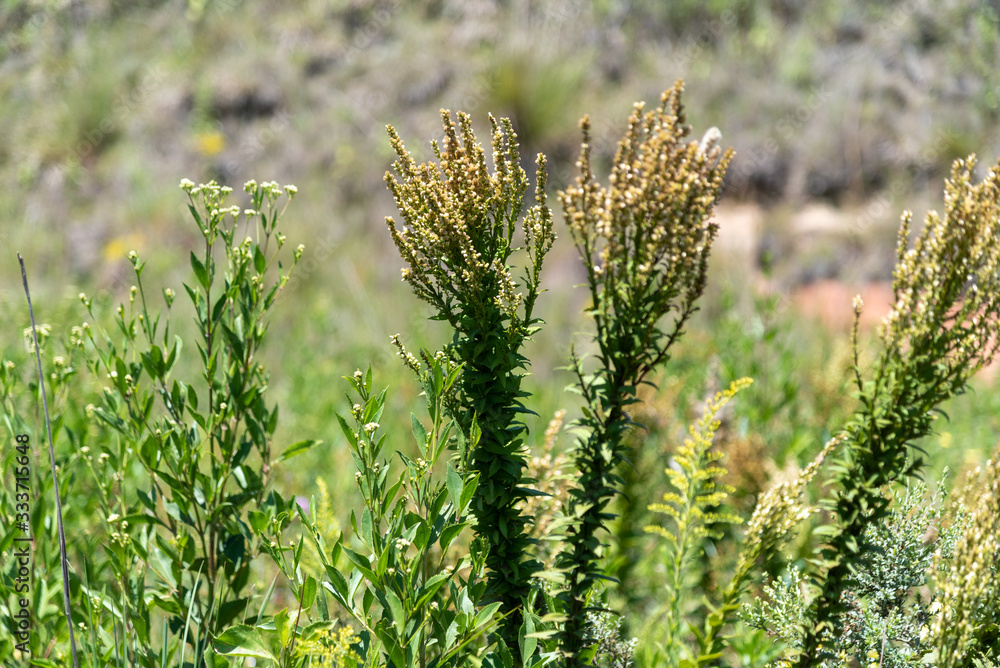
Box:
793;157;1000;666
554;81;732;664
385;109;555;654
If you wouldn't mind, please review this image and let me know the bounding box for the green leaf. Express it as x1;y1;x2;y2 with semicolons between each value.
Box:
301;576;317;609
474;601;502;629
446;465;463;509
190;251;210;289
253;244;267;274
213;625;278;660
342;546;377;582
460;472;480;512
385;589;406;631
414;572;451;609
324;565;350;602
519;611;537;662
276;439;321;462
439;522;469;552
217;598;251;629
411;413;427;453
361;508;374;547
274;608;293;648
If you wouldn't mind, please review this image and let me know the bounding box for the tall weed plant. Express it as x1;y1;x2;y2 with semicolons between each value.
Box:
2;80;999;668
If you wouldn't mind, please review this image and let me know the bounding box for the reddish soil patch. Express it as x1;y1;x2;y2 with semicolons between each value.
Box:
791;279;998;383
792;279;896;332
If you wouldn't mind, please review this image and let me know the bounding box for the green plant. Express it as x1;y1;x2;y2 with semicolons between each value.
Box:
929;453;1000;666
0;319;98;665
641;378;750;666
383;107;555;652
747;475;967;667
73;178;309;666
255;358;508;667
553;81;732;662
635;378;840;668
6;75;1000;668
792;156;1000;666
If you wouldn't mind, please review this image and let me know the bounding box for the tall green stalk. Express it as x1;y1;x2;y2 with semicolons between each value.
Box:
384;109;555;653
793;157;1000;666
555;81;732;663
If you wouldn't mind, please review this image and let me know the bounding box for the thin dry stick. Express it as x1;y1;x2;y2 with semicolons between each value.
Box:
18;253;78;668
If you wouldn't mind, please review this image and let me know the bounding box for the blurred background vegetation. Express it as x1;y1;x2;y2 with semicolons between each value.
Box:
1;0;999;637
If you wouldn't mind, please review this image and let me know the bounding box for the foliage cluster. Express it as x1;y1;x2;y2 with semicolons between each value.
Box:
2;81;1000;668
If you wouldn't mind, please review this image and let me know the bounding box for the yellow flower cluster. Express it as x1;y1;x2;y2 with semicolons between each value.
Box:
294;625;361;668
645;377;753;545
738;434;841;574
880;156;1000;374
384;110;554;323
929;453;1000;667
560;80;732;320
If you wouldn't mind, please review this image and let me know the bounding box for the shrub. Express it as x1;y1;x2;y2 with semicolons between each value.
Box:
746;475;967;667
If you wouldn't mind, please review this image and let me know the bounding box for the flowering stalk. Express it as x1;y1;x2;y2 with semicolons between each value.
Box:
77;179;305;665
385;109;555;652
643;378;751;667
555;81;732;663
793;156;1000;666
929;453;1000;666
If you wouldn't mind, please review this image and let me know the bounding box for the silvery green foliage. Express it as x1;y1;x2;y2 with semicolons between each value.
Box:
746;476;967;667
585;612;637;668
